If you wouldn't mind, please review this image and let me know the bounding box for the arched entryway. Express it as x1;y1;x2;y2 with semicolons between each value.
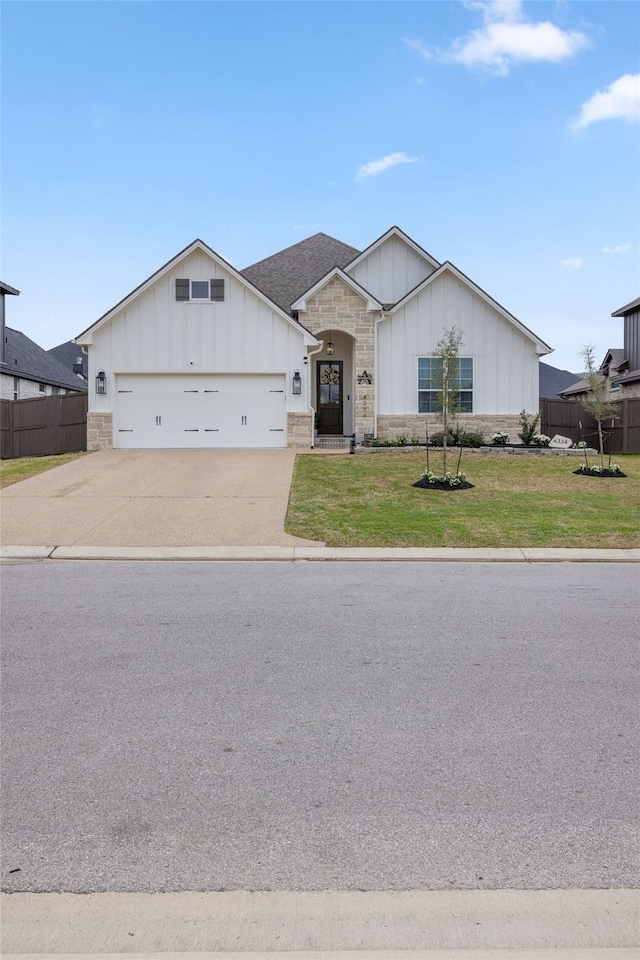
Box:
313;330;355;436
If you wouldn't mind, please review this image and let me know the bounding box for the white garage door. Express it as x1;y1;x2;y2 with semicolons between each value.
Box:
114;374;287;448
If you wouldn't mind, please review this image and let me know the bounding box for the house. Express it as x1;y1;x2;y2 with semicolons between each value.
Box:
1;282;88;400
48;340;88;382
74;227;553;451
611;296;640;398
539;361;582;400
560;297;640;401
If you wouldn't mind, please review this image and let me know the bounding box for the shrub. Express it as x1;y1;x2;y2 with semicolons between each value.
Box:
396;435;408;446
411;436;421;446
491;431;510;445
428;428;484;448
530;433;551;447
518;410;541;445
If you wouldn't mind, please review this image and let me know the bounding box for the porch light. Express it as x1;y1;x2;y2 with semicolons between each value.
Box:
292;370;302;395
325;341;334;356
96;370;107;395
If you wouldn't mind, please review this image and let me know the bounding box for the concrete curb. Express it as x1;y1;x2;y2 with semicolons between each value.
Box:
1;546;640;562
2;890;638;955
3;952;639;960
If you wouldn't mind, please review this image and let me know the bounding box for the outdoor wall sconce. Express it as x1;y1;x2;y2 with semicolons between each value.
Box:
96;370;107;395
325;341;334;356
292;370;302;395
357;370;373;385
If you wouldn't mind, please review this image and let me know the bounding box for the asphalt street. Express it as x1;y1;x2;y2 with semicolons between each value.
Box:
1;560;638;893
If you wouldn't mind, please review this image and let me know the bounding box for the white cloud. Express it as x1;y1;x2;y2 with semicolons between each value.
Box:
441;0;589;76
573;74;640;129
603;243;631;254
354;152;419;183
463;1;523;23
561;257;583;270
403;36;432;61
449;22;588;75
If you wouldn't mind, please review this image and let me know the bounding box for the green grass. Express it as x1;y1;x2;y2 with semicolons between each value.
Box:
0;453;86;489
285;451;640;548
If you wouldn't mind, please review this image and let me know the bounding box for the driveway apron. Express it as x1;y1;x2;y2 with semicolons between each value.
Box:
0;449;320;547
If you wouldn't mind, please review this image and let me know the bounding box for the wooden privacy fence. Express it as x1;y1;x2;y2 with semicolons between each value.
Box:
540;397;640;454
0;393;87;459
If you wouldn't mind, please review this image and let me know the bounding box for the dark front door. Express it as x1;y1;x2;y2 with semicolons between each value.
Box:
317;361;343;435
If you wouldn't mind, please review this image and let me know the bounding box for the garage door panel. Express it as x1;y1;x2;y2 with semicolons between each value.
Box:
115;375;287;448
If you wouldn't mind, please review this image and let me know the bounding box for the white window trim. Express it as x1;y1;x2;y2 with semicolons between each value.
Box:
189;280;211;302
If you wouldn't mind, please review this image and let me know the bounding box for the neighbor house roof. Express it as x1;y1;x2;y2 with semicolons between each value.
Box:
612;296;640;317
241;233;361;313
0;281;20;296
601;348;626;371
2;328;88;392
539;361;583;399
48;340;88;379
559;377;590;398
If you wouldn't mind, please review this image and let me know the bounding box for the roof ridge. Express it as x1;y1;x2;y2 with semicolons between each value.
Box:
242;232;359;271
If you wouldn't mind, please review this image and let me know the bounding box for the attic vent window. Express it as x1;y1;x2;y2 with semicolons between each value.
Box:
176;279;225;302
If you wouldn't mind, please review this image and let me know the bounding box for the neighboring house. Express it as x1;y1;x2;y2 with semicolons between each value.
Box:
539;361;583;400
1;331;88;401
611;296;640;399
74;227;553;451
48;340;88;382
560;297;640;401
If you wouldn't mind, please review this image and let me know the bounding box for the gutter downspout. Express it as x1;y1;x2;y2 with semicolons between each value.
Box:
373;314;385;440
306;340;324;449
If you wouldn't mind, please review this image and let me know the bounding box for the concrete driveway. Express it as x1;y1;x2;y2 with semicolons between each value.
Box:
0;449;320;547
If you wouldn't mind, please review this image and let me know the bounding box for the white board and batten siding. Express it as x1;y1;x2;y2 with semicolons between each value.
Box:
86;247;309;448
377;271;540;415
347;233;436;305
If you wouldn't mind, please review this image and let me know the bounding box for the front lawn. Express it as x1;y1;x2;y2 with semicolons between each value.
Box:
286;452;640;548
0;453;86;489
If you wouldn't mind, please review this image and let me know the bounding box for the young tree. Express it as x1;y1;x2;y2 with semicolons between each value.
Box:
579;344;619;469
434;327;464;475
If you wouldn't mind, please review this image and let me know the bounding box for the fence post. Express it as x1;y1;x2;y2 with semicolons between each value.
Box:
622;399;628;454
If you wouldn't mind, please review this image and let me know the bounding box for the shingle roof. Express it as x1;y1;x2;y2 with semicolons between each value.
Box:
559;377;590;397
539;361;583;399
48;340;88;379
241;233;361;313
602;348;626;370
2;328;88;392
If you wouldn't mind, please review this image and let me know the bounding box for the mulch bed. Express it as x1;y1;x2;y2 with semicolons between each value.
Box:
413;478;475;491
573;468;627;478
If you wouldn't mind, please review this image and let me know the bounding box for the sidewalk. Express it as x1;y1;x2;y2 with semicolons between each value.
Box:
2;545;640;561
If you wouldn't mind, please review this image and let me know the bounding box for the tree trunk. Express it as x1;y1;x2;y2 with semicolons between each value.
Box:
598;422;604;470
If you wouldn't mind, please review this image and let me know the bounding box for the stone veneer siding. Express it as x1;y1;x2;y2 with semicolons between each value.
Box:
377;414;523;443
87;412;113;451
303;277;377;439
287;412;313;449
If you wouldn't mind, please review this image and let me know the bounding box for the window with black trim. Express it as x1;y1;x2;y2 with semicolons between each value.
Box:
418;357;473;413
39;382;46;393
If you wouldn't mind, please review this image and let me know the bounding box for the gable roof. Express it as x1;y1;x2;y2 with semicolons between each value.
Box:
290;266;383;312
2;328;88;392
612;296;640;317
539;361;583;399
75;239;319;346
48;340;88;379
387;261;553;354
601;348;626;371
241;233;361;313
344;225;440;273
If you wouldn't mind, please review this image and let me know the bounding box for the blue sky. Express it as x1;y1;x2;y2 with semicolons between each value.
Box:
2;0;639;371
